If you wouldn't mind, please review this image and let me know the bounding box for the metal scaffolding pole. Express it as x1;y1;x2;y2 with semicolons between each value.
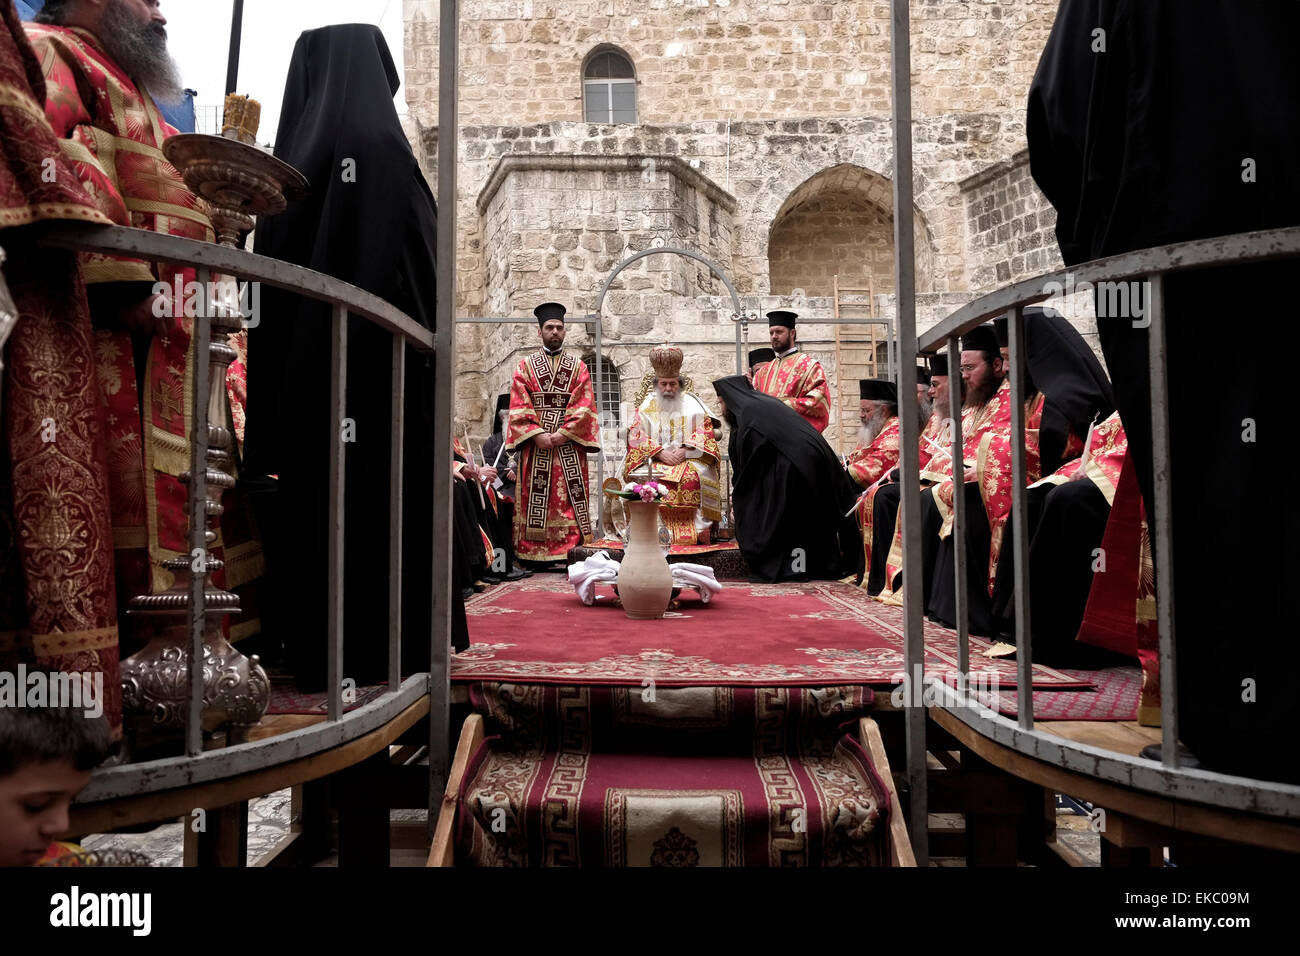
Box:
428;0;458;835
890;0;928;866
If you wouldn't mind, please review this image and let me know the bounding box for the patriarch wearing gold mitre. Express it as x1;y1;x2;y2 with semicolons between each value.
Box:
623;344;723;546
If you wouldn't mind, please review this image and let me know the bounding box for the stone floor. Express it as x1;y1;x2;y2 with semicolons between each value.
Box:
79;788;295;867
80;792;434;867
79;790;1098;867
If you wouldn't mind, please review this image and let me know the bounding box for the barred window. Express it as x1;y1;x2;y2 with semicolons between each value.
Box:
583;48;636;124
584;353;622;430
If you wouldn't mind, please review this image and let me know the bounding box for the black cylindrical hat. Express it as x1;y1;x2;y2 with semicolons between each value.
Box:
929;353;949;377
961;325;1000;356
859;379;898;403
534;302;567;325
916;366;932;386
766;310;798;328
748;347;776;367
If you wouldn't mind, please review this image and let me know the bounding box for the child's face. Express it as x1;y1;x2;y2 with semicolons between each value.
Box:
0;761;92;866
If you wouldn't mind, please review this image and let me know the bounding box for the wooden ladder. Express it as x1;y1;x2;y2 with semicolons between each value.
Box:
832;275;887;456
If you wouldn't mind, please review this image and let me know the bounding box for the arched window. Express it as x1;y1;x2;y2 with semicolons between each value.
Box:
583;353;623;430
583;48;636;124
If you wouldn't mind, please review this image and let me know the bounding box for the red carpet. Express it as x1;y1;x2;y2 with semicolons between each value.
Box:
456;682;891;866
457;578;1090;689
972;666;1141;721
464;681;875;753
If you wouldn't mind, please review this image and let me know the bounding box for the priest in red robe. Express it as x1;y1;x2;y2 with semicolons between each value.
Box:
22;0;265;697
846;379;902;490
751;310;830;432
506;303;601;566
847;379;902;588
1;0;121;731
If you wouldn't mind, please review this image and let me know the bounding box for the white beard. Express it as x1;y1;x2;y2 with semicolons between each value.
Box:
860;407;891;446
654;391;685;446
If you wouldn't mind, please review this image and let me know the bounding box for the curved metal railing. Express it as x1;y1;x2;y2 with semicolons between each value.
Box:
28;220;449;805
899;225;1300;823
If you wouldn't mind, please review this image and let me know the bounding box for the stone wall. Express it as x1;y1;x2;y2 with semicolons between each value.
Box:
399;0;1081;434
959;149;1103;359
403;0;1057;126
768;195;895;298
961;149;1060;290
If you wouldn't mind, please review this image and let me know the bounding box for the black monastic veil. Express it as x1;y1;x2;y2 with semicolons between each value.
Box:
244;24;462;687
712;376;859;582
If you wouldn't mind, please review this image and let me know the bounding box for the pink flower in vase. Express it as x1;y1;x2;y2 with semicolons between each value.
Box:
637;484;657;502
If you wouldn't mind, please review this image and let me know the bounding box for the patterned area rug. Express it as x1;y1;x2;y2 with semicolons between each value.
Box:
457;578;1091;689
457;683;891;866
972;666;1141;721
465;681;875;754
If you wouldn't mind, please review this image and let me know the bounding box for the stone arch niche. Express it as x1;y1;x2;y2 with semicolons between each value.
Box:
765;164;936;298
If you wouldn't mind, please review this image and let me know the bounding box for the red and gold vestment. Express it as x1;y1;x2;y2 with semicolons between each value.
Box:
25;24;261;644
506;350;600;561
623;390;722;545
1;9;119;728
751;350;831;433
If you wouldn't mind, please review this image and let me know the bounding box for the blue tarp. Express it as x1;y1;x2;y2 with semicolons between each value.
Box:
160;91;196;133
15;0;197;132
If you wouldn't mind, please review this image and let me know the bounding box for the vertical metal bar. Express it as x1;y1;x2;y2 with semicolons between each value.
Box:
224;0;245;95
1146;274;1178;767
948;334;969;692
186;268;212;757
389;337;405;691
735;310;744;374
429;0;459;832
594;315;604;532
327;305;348;722
1006;306;1033;730
890;0;927;866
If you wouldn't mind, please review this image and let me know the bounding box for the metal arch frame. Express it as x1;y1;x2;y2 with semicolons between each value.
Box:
586;244;753;504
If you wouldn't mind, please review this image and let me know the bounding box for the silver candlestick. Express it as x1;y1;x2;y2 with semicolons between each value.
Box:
120;134;306;750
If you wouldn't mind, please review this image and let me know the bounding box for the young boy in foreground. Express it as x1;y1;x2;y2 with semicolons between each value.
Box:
0;706;111;866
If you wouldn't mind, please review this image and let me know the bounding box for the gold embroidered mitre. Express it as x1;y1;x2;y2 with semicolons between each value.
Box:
649;343;684;379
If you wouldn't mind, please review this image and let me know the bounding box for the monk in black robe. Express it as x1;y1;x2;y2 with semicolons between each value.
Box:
244;25;463;682
1028;0;1300;780
713;376;859;582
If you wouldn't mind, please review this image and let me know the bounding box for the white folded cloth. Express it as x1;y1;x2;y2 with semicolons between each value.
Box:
567;553;723;606
670;562;722;604
568;551;620;606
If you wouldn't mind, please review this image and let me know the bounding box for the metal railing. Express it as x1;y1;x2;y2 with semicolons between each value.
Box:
893;226;1300;858
28;0;462;811
881;1;1300;863
31;220;448;803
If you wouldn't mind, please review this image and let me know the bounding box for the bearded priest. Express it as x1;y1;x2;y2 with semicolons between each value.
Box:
751;310;831;432
623;344;723;546
506;302;601;566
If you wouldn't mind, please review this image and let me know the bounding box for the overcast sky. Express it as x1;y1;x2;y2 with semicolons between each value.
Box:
165;0;406;143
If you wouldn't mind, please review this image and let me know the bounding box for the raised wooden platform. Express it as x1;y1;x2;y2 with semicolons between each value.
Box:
930;707;1300;862
70;696;431;867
